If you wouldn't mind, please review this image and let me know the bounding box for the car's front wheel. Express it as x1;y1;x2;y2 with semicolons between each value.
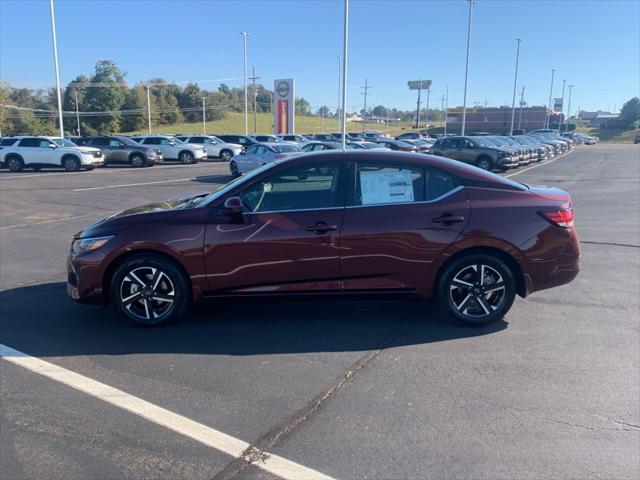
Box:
230;160;240;177
476;156;493;171
111;255;190;326
179;151;194;164
6;156;24;172
219;149;233;161
437;254;516;326
130;154;145;167
63;156;81;172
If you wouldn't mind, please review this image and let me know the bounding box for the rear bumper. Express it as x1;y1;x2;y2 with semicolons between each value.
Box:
525;228;581;295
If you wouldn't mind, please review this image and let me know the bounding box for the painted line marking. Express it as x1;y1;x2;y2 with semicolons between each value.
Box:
73;177;198;191
505;150;573;178
0;343;335;480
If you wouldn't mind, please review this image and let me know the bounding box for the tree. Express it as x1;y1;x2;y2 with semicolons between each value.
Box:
316;105;330;117
179;82;203;123
120;85;149;133
620;97;640;127
295;97;311;116
84;60;126;133
63;75;90;136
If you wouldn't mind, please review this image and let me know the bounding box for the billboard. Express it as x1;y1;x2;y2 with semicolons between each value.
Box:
553;98;563;112
407;80;431;90
273;79;295;135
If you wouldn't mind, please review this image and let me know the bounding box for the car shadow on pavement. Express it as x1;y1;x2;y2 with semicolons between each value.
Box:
191;174;234;184
0;282;507;358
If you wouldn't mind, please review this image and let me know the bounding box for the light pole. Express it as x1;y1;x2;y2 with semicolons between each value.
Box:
49;0;64;137
74;89;81;136
241;32;249;136
340;0;349;150
545;68;555;128
145;85;151;134
425;86;430;135
509;38;521;135
202;97;206;134
444;85;448;136
558;79;566;132
566;85;574;132
517;85;525;130
460;0;475;136
337;56;341;132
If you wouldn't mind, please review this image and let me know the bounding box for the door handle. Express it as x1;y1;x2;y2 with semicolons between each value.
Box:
432;214;465;224
305;222;338;234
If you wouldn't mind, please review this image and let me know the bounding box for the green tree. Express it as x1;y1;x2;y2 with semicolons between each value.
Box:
316;105;330;117
84;60;126;133
120;85;149;132
295;97;311;116
179;82;203;123
620;97;640;127
63;75;90;135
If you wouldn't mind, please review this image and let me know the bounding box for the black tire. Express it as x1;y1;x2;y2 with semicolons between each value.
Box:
219;149;233;162
85;166;95;171
63;156;81;172
476;156;493;171
6;156;24;172
230;160;240;177
130;153;146;168
179;151;194;164
437;253;516;326
110;254;190;326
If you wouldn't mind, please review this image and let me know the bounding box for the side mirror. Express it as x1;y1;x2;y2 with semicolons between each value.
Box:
48;143;57;148
223;196;243;216
169;141;176;146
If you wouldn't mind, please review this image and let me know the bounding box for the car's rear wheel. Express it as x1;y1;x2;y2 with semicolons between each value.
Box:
476;156;493;171
130;154;145;167
63;156;81;172
230;160;240;177
219;149;233;161
111;255;190;326
6;156;24;172
437;253;516;326
179;151;194;164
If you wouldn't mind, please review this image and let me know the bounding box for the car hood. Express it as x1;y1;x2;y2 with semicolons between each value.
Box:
74;146;101;153
99;192;210;222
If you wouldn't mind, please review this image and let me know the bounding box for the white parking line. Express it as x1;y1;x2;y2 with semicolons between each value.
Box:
73;177;197;191
0;163;219;180
0;343;335;480
505;150;573;178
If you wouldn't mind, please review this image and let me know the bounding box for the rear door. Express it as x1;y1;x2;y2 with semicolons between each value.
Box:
90;137;116;162
340;160;470;291
203;160;347;293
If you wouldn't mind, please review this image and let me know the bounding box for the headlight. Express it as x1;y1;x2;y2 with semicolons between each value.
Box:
147;150;157;158
72;235;114;254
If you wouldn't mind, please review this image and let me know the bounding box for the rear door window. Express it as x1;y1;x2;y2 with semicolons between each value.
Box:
353;162;425;206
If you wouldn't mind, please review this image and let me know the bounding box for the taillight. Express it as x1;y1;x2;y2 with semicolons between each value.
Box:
540;208;574;228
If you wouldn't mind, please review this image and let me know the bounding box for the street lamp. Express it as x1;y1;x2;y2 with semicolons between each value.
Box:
509;38;521;135
241;32;249;136
545;68;555;128
49;0;64;138
202;97;206;134
340;0;349;150
145;85;151;134
565;85;574;133
460;0;475;136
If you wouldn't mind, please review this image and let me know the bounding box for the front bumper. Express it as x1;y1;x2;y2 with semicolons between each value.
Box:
497;156;519;169
67;250;107;304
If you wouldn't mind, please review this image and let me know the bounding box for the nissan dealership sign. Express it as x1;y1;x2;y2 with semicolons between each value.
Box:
273;78;295;135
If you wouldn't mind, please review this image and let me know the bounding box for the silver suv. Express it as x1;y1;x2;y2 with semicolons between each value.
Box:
0;136;103;172
174;135;242;161
76;136;163;167
130;135;206;164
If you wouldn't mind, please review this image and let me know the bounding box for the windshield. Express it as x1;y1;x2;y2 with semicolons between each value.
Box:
210;136;223;143
473;137;497;148
487;137;508;146
171;137;186;144
114;136;139;146
273;144;301;153
52;138;78;147
199;162;276;207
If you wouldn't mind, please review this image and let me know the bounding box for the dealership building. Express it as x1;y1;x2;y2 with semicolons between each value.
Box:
446;106;564;134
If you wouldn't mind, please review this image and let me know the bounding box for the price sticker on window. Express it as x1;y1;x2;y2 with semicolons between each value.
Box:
360;169;414;205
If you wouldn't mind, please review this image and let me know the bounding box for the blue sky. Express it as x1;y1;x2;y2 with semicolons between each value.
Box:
1;0;638;114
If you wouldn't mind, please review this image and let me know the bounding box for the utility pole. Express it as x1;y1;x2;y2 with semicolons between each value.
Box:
249;67;261;133
509;38;521;135
49;0;64;137
337;56;341;132
559;79;566;132
361;78;370;132
517;85;525;130
240;32;249;135
460;0;475;136
444;85;448;136
145;85;151;134
202;97;206;134
545;68;555;128
74;89;81;136
340;0;349;151
566;85;574;132
424;86;430;135
415;81;422;131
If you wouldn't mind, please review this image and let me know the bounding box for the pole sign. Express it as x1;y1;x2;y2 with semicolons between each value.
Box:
553;97;563;112
408;80;431;90
273;79;295;135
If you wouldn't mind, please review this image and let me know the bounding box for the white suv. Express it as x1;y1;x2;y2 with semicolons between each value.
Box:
174;135;243;161
0;136;104;172
131;135;206;164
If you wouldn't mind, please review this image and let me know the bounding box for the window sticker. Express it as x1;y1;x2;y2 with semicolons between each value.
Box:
360;169;414;205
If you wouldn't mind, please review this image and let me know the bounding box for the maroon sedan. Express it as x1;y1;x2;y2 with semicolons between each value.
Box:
67;151;580;326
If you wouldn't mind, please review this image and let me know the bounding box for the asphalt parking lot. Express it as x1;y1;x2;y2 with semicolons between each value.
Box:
1;145;639;480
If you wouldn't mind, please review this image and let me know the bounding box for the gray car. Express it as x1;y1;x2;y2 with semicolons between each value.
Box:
76;136;162;167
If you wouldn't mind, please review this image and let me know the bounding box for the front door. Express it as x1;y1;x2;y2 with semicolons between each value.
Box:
340;160;470;291
203;161;346;294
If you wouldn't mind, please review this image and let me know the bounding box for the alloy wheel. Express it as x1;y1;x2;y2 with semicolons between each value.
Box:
119;266;175;322
449;264;506;318
220;150;231;161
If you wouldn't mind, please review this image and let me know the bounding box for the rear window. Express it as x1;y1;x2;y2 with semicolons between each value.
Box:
0;138;17;146
273;144;301;153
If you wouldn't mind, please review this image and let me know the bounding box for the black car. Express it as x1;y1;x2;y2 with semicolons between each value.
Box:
215;135;259;148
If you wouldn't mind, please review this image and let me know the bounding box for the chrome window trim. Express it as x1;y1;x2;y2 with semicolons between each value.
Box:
243;206;345;215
